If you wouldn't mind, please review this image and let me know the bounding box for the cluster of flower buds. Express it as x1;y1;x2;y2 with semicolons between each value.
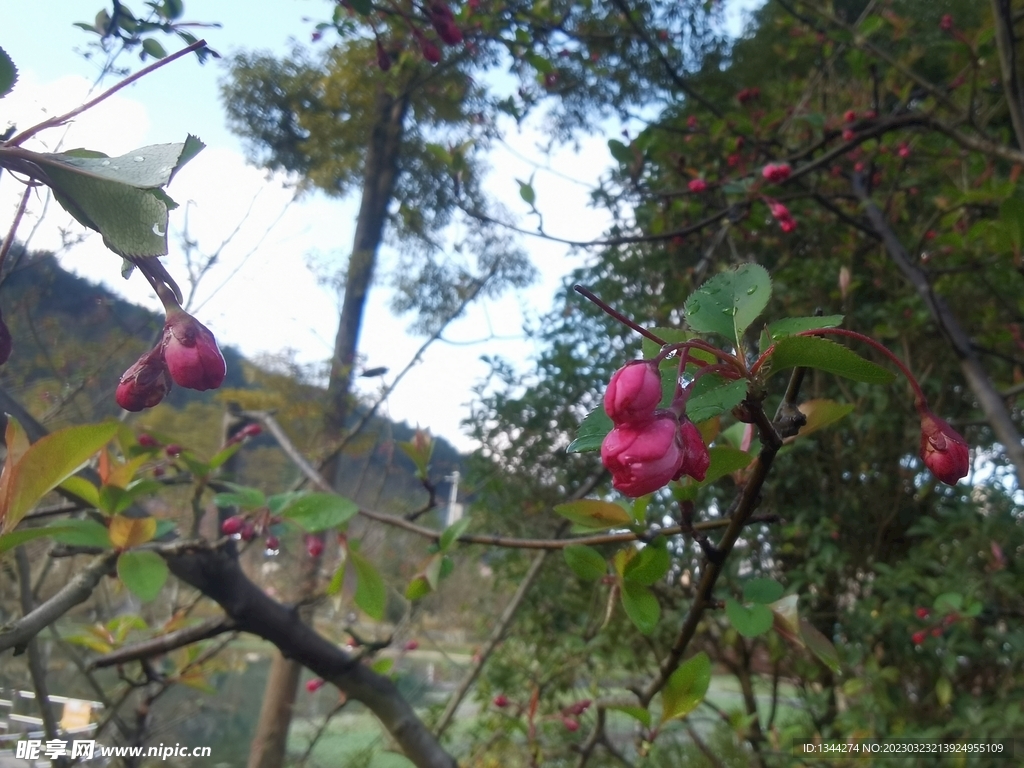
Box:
600;360;710;497
115;303;226;412
221;512;281;552
766;198;797;233
911;607;961;645
761;162;791;184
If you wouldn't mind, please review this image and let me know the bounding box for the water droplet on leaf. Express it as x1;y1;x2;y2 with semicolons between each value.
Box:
746;285;758;295
134;156;145;162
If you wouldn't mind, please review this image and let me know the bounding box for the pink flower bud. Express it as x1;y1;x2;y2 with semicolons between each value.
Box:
564;699;592;716
138;433;160;448
915;607;930;619
675;418;710;481
842;128;855;142
898;143;911;158
493;694;509;708
404;639;420;651
911;630;927;645
221;515;245;536
306;678;324;693
601;412;684;497
604;361;663;423
919;411;969;485
767;200;791;221
305;534;324;558
779;218;797;233
761;163;791;183
162;309;226;391
116;346;172;412
421;39;442;63
688;178;708;193
166;444;183;457
562;716;580;732
0;308;11;365
843;109;857;123
940;14;953;32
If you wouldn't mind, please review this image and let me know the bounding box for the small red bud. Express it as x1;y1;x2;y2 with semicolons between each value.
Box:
165;444;183;457
138;433;160;448
930;626;943;638
162;308;226;391
919;410;970;484
404;639;420;651
562;717;580;732
761;162;791;183
221;516;245;536
493;694;509;708
688;178;708;193
843;109;857;123
911;630;927;645
940;14;953;32
306;678;324;693
420;39;442;64
265;534;280;552
305;534;324;558
116;346;172;412
915;607;930;620
240;521;256;541
842;128;856;142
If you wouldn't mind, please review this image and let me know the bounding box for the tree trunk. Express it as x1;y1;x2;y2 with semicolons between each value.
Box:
246;85;408;768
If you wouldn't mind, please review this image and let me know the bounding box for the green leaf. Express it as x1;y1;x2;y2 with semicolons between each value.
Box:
623;538;670;586
620;581;659;635
517;179;536;205
327;562;345;596
934;592;963;613
935;676;952;707
554;499;632;530
208;442;242;471
349;548;386;620
799;618;840;672
999;197;1024;253
0;420;119;534
405;576;431;601
50;518;113;549
794;399;855;438
608;138;632;164
60;476;100;508
141;38;167;59
683;264;772;346
0;522;101;554
661;651;711;723
766;315;844;340
567;405;612;453
685;377;747;423
765;336;896;384
0;46;17;99
439;516;471;552
699;446;755;485
371;657;394;675
743;578;784;605
280;493;358;532
212;483;266;511
117;550;169;602
608;705;651;728
563;545;607;580
724;599;774;637
5;137;205;258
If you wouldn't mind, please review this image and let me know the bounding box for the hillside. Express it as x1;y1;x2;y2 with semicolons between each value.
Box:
0;244;465;516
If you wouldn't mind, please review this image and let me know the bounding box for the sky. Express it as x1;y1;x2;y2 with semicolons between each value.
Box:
1;1;760;452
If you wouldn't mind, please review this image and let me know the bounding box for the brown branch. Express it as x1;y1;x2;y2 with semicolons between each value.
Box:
851;174;1024;483
4;39;208;147
991;0;1024;150
87;616;237;670
162;540;457;768
0;551;119;656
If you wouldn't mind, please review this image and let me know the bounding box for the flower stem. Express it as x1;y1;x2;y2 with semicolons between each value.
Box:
573;284;667;347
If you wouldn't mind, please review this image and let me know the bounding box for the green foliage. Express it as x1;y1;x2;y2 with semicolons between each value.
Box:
764;336;897;384
661;651;711;723
117;549;169;602
683;263;771;347
0;46;17;99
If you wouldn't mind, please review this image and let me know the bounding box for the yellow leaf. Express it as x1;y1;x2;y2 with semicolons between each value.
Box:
108;516;157;549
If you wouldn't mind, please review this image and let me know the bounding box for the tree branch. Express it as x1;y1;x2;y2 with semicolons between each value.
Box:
87;617;237;670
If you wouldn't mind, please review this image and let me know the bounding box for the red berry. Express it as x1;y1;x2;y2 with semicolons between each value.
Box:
493;694;509;708
911;631;927;645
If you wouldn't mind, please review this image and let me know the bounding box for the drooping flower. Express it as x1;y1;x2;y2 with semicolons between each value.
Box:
604;360;663;423
919;410;970;485
162;308;227;391
116;345;172;412
601;412;684;497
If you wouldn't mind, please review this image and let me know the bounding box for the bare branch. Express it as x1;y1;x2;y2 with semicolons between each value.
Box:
87;617;237;670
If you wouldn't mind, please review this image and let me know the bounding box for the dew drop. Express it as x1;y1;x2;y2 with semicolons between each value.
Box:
689;301;700;314
721;306;736;316
100;159;111;166
746;285;758;295
134;155;145;162
152;224;165;236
